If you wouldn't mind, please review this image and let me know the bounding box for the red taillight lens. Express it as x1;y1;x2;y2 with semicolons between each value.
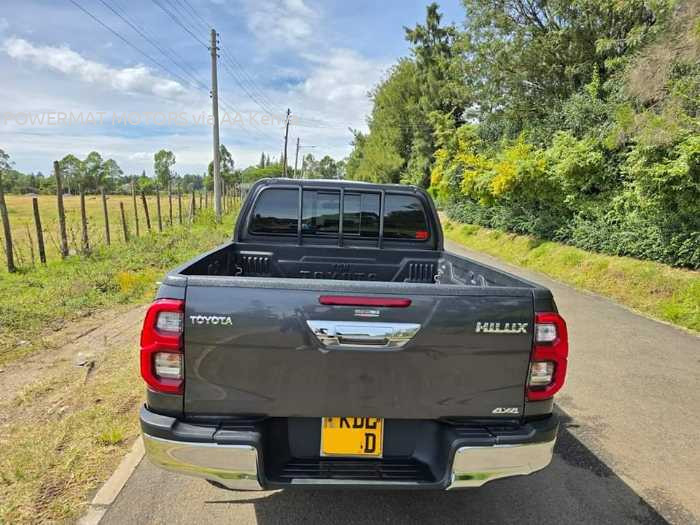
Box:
527;312;568;401
140;298;184;394
415;230;429;240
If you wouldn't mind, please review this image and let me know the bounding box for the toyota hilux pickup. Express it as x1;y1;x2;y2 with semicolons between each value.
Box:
139;178;568;490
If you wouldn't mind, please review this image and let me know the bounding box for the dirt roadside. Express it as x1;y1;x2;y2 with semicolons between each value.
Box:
0;303;148;523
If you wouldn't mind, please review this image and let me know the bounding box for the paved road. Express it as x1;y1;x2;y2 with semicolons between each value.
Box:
102;241;699;525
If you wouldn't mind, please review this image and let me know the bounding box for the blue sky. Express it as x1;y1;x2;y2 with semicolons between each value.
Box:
0;0;464;176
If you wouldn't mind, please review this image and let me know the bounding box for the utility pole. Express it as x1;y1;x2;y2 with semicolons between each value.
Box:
210;28;222;222
294;137;300;178
282;108;291;177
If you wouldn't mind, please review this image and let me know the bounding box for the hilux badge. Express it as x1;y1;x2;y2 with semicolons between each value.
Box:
475;321;528;334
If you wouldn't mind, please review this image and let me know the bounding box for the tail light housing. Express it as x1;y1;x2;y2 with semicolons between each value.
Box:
140;298;184;394
527;312;568;401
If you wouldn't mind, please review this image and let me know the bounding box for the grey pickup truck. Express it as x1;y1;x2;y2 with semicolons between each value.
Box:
139;178;569;490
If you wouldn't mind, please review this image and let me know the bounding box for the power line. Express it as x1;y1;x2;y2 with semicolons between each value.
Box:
219;48;281;113
219;57;281;118
175;0;212;31
98;0;208;91
68;0;273;144
68;0;194;90
150;0;208;48
167;0;209;34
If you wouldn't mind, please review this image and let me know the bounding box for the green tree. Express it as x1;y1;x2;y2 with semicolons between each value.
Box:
319;155;337;179
100;159;123;191
460;0;667;142
154;149;176;188
208;144;239;185
346;5;468;187
83;151;103;190
58;154;84;194
0;149;12;175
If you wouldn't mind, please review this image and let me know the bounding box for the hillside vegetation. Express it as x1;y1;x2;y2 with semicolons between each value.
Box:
347;1;700;269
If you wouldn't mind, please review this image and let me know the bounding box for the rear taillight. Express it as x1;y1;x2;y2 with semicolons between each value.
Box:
527;312;568;401
140;298;184;394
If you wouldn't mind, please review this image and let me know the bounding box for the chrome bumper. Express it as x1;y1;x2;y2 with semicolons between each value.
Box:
143;434;263;490
449;440;555;488
143;432;555;490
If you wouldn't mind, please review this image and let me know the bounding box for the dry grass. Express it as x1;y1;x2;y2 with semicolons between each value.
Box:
0;206;239;523
443;219;700;333
0;339;143;523
1;192;196;269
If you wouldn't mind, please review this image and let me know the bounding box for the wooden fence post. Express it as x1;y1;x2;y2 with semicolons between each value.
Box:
141;190;152;231
79;187;90;255
199;192;203;211
0;169;16;272
168;181;173;226
131;181;140;237
55;161;69;258
156;187;163;232
119;202;129;242
177;184;183;225
190;189;196;221
32;197;46;264
101;188;111;246
205;190;208;209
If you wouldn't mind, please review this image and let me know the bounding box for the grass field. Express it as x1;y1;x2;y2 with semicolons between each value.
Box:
0;203;236;365
1;206;239;523
1;192;203;269
442;219;700;333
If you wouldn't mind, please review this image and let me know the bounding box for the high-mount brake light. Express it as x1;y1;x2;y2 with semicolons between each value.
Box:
140;299;185;394
320;296;412;308
527;312;568;401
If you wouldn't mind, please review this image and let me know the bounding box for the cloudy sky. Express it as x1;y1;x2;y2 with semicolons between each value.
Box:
0;0;463;176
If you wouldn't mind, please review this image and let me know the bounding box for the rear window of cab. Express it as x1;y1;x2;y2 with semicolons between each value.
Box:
248;188;430;241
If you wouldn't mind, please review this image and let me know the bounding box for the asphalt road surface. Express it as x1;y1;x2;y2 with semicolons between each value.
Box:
102;240;699;525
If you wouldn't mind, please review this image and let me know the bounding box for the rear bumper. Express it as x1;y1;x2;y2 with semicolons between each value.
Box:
140;406;557;490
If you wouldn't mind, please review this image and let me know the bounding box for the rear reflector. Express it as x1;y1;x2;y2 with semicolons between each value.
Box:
154;352;183;379
527;312;568;401
140;298;185;394
319;296;412;307
528;361;554;386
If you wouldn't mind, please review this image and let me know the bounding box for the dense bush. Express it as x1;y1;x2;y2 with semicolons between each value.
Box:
443;130;700;268
348;1;699;269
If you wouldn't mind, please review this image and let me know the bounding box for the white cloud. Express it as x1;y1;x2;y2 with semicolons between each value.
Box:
291;48;388;132
128;151;153;161
244;0;318;49
2;37;188;99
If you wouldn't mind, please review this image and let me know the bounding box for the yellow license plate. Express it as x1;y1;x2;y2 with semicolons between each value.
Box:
321;417;384;457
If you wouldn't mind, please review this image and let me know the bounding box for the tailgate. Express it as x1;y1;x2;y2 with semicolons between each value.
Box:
183;284;534;419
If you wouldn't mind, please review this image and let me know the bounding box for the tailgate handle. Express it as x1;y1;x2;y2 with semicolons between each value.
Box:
307;321;420;349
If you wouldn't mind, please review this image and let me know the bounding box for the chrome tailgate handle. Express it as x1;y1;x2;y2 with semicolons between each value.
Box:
307;321;420;349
